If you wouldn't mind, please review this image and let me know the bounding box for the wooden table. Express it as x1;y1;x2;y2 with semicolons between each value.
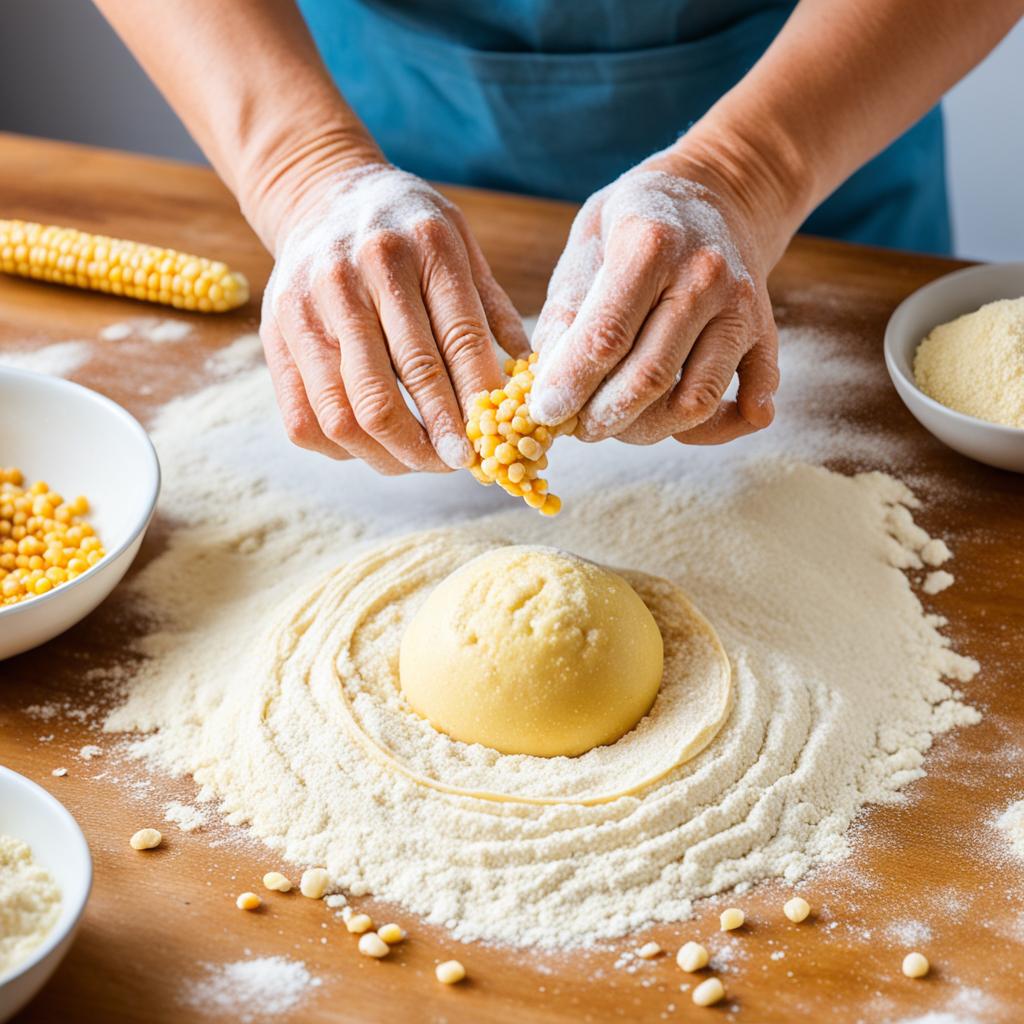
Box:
1;133;1022;1023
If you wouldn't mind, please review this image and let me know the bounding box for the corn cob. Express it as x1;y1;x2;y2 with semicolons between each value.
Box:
465;353;576;516
0;219;249;313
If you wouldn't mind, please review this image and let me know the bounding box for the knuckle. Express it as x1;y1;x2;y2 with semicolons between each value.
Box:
414;215;455;250
693;248;729;288
396;349;446;392
584;314;634;365
358;230;410;266
631;356;677;397
439;318;491;366
314;388;359;445
351;382;400;437
684;379;723;418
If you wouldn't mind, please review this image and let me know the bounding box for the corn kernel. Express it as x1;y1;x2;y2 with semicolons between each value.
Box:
692;977;725;1007
236;891;262;911
358;933;391;958
377;923;406;944
129;828;162;851
345;913;374;934
435;960;466;985
299;867;330;899
720;908;745;931
262;871;292;893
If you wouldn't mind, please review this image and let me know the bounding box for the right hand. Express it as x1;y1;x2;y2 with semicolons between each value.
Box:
260;162;529;474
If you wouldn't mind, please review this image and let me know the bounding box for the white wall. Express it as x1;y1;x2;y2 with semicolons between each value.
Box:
0;2;1020;261
944;17;1024;262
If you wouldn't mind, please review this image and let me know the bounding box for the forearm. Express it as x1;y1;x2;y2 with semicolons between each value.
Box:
674;0;1023;263
94;0;382;248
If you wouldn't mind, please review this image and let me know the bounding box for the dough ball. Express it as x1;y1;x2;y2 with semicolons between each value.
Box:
399;546;664;757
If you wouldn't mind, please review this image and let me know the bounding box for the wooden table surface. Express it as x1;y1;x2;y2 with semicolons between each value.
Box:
1;133;1022;1024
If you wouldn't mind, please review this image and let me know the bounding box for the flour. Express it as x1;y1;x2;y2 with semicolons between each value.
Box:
0;835;62;978
165;801;207;832
99;318;193;344
0;339;91;377
182;957;320;1021
995;800;1024;860
914;297;1024;428
923;570;955;595
103;334;978;949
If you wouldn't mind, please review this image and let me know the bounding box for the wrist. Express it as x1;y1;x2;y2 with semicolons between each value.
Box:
238;118;385;252
649;112;818;271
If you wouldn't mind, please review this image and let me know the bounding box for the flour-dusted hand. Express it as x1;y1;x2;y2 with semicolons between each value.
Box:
530;161;779;446
261;164;529;474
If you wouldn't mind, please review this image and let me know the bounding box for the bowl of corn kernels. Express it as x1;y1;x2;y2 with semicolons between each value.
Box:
0;368;159;659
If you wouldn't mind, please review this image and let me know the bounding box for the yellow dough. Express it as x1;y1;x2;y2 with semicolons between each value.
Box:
399;546;664;757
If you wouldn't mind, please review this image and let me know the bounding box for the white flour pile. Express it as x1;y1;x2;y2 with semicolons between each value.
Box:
103;328;979;949
0;339;91;377
183;957;320;1021
0;835;62;977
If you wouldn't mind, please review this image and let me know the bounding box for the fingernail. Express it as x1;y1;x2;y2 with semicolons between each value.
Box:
437;433;473;470
529;385;572;426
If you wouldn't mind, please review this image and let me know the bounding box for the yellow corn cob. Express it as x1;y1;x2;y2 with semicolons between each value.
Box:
465;353;576;516
0;219;249;313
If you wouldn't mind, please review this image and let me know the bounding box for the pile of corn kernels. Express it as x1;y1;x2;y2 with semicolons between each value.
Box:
465;353;576;516
0;467;105;605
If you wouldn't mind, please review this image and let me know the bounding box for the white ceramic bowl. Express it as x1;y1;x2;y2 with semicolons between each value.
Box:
0;765;92;1022
0;368;160;658
884;261;1024;473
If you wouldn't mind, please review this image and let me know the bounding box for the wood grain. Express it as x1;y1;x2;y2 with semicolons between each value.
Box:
1;133;1022;1024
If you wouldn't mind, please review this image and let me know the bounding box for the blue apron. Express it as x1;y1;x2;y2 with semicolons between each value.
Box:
297;0;951;254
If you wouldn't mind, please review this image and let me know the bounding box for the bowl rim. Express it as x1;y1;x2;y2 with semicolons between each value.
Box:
0;764;93;988
0;367;161;620
883;261;1024;437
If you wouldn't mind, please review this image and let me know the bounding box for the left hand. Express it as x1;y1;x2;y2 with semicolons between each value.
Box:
529;150;780;446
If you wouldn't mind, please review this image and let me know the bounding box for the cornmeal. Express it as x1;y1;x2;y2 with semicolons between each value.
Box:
914;297;1024;428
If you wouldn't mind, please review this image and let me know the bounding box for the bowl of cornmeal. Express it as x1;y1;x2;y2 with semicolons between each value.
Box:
885;261;1024;472
0;367;160;659
0;765;92;1022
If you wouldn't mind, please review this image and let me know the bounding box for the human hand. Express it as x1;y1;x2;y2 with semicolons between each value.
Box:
260;163;529;473
529;154;779;446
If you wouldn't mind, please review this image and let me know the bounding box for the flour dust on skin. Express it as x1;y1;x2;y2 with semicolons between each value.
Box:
103;334;979;950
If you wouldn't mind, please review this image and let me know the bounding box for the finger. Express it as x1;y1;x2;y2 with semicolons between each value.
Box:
735;311;779;429
613;314;749;445
576;282;722;441
260;303;352;461
673;401;760;445
529;231;664;426
353;240;473;470
277;300;409;476
450;214;530;360
416;218;504;412
532;203;604;355
328;298;452;474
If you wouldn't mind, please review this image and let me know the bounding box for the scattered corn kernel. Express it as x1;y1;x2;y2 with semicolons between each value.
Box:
720;907;745;931
463;354;574;515
902;952;930;978
377;923;406;944
345;913;374;934
236;891;262;911
358;932;391;959
692;977;725;1007
0;468;106;605
299;867;330;899
637;941;662;960
676;941;709;973
0;220;249;313
435;960;466;985
129;827;162;851
262;871;292;893
784;896;811;923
